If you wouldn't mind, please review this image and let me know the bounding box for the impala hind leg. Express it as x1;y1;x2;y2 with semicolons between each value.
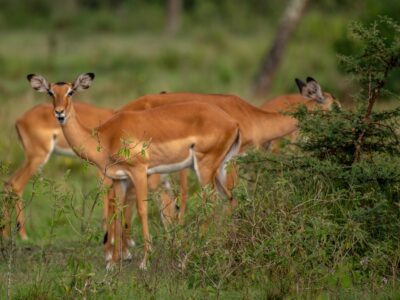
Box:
127;167;151;270
193;156;219;201
148;174;179;228
104;186;115;263
124;185;135;249
177;169;189;224
217;163;239;209
101;176;113;232
104;182;135;250
3;154;49;240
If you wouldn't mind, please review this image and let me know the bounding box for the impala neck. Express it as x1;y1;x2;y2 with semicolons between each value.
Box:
246;109;299;149
60;104;107;170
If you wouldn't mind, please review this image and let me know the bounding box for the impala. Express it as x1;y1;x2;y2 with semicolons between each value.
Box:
261;77;338;152
115;77;337;222
27;72;241;269
3;100;183;241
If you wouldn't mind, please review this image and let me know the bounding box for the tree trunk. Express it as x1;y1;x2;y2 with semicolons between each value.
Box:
252;0;309;97
166;0;182;35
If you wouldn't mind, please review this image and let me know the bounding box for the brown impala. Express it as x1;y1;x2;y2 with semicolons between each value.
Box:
27;73;241;269
114;77;337;224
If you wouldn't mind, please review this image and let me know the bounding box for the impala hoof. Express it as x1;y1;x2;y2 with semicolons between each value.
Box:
127;238;135;247
139;260;147;271
106;261;116;271
105;251;112;262
123;250;132;261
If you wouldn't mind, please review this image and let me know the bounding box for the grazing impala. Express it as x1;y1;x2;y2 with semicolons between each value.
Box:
27;73;241;269
95;76;338;235
261;77;339;152
115;77;337;222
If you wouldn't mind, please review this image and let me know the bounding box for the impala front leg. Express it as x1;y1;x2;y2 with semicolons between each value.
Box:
123;185;135;252
178;169;189;224
107;179;128;269
104;185;115;263
129;166;151;270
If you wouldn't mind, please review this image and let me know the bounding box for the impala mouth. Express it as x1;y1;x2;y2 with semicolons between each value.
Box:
55;112;66;124
56;116;65;124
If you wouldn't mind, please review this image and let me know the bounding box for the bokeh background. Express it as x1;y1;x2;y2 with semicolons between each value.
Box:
1;0;399;160
1;1;400;298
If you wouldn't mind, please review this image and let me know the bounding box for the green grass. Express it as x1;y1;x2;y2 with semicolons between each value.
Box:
1;10;400;299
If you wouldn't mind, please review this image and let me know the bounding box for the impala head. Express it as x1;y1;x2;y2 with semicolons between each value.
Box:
295;77;340;110
27;73;95;125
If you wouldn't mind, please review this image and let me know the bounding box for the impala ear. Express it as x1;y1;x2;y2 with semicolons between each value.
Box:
295;78;306;94
73;72;95;91
306;76;316;83
27;74;50;93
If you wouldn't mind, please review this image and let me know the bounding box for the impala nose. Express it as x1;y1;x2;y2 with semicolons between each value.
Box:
55;109;66;123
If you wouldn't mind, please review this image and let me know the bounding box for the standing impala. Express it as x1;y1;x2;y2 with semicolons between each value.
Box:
2;100;184;241
91;76;338;236
2;102;113;240
27;73;241;269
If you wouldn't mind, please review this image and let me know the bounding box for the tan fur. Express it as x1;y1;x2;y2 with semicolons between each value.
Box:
118;81;336;220
28;74;241;269
261;92;338;152
4;102;185;240
3;102;113;240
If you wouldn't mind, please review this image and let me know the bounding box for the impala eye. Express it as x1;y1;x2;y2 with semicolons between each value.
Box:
47;89;54;97
67;90;74;97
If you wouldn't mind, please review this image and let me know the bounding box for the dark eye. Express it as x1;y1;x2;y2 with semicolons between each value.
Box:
47;90;54;97
68;90;74;97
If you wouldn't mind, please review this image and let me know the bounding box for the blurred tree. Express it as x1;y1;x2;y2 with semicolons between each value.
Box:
166;0;182;35
251;0;309;97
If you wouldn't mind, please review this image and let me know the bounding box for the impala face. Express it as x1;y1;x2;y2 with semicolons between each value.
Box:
295;77;340;110
27;73;95;125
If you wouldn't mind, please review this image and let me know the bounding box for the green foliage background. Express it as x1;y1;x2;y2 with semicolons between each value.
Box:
0;1;400;299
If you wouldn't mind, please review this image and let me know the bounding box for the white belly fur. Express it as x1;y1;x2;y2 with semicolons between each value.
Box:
105;148;196;181
53;145;76;157
147;148;194;176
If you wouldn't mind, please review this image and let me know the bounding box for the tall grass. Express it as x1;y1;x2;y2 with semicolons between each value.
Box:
1;11;399;300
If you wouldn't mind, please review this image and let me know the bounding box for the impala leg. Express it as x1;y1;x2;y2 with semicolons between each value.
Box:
159;174;178;227
223;163;238;209
269;139;280;153
3;155;48;240
124;184;135;248
128;167;150;270
104;186;115;263
103;186;135;251
103;181;116;246
192;159;219;234
1;204;11;239
194;158;219;208
108;179;128;269
148;174;178;228
289;130;299;151
101;176;113;231
178;169;189;224
196;149;238;218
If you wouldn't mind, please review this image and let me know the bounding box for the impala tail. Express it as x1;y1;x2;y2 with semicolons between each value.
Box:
15;119;27;153
217;128;241;190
